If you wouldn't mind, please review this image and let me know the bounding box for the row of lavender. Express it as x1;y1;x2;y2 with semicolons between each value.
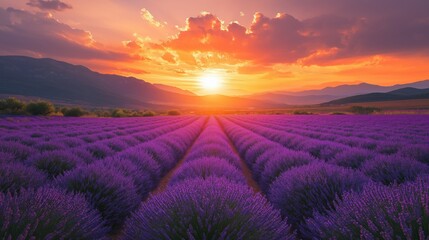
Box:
218;115;429;239
1;114;428;239
122;117;294;239
0;116;206;239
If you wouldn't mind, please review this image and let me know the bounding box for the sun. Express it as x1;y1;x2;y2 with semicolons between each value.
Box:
199;70;223;92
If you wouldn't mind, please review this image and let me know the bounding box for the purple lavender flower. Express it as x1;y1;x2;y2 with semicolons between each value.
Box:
54;164;140;229
169;157;246;185
268;162;369;232
259;150;315;193
305;178;429;239
98;157;153;198
329;148;374;169
27;150;82;179
0;187;108;239
122;177;295;240
361;155;429;185
0;141;35;162
0;162;47;193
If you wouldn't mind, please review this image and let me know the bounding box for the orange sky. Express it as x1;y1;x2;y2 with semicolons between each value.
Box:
1;0;429;95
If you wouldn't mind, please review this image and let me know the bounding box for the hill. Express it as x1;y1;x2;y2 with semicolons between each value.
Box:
0;56;280;109
325;87;429;105
245;81;429;105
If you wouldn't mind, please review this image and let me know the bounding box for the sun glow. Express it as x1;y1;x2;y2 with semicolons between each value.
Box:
199;70;223;92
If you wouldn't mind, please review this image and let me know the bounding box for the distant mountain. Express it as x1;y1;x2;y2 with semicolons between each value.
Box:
325;87;429;105
244;92;338;105
0;56;280;109
153;84;196;96
245;81;429;105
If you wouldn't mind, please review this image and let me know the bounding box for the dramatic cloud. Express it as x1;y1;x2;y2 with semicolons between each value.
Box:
162;52;176;63
141;8;166;28
165;9;429;66
26;0;72;11
0;8;130;61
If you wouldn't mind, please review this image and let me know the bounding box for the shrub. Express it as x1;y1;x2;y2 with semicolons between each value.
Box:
329;148;374;169
57;137;86;148
170;157;246;185
33;141;65;152
0;141;35;162
99;157;153;199
0;97;25;114
86;143;115;159
104;139;128;152
111;109;127;117
71;148;97;164
305;178;429;239
122;177;294;240
167;110;181;116
186;144;241;168
350;106;381;114
62;107;86;117
259;150;315;193
0;187;108;239
361;155;429;185
293;110;312;115
0;152;14;163
0;162;47;193
141;142;176;174
398;144;429;164
302;140;347;161
142;111;155;117
119;149;162;185
25;100;55;116
28;150;81;179
376;141;401;155
268;162;369;232
54;164;140;229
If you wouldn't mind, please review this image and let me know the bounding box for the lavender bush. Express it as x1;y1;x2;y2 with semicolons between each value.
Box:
305;178;429;239
259;150;315;193
268;162;369;231
122;177;295;240
329;148;374;169
0;162;47;193
169;157;246;185
28;150;81;178
361;155;429;185
54;164;140;229
0;187;108;239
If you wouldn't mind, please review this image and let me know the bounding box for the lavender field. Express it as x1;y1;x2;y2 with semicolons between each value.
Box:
1;115;429;239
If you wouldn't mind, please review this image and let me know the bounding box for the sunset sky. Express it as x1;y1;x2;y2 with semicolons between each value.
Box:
1;0;429;95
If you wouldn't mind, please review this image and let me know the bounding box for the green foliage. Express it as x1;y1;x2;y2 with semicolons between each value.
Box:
0;97;25;114
111;109;127;118
111;109;157;117
62;107;86;117
167;110;181;116
293;110;312;115
142;111;155;117
26;101;55;116
350;106;381;115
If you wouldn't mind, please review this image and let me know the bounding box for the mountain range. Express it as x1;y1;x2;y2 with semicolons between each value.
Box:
246;81;429;105
1;55;428;109
0;56;278;109
325;87;429;105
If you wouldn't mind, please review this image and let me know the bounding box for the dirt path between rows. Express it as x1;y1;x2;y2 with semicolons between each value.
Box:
216;116;261;193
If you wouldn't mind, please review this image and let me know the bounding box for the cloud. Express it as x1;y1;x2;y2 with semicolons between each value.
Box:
164;8;429;66
0;8;130;61
141;8;166;28
26;0;72;11
162;52;176;63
